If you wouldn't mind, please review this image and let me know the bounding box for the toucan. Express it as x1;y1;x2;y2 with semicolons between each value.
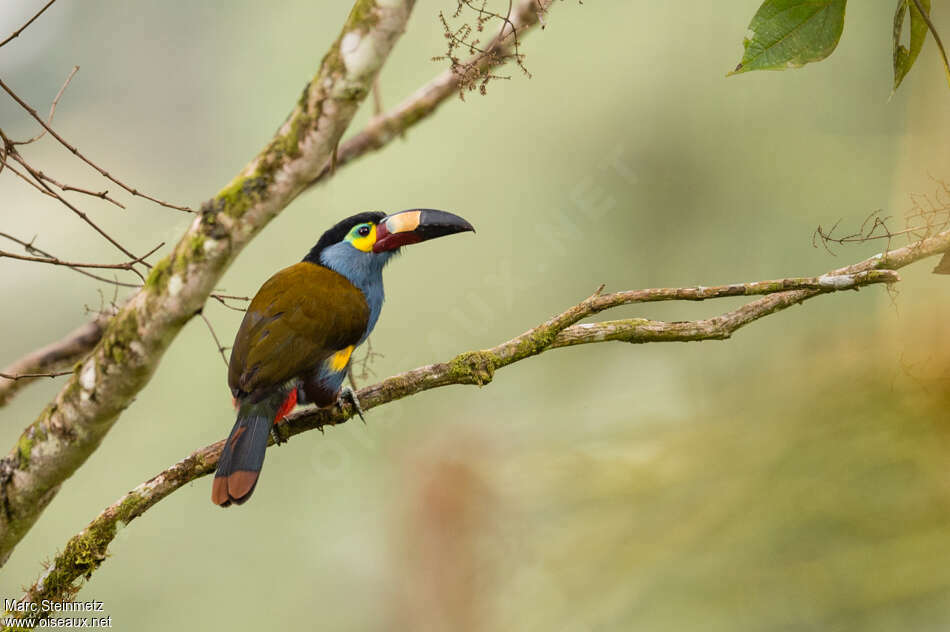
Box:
211;209;474;506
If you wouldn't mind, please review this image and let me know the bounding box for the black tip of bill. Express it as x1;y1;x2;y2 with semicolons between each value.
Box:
415;209;475;240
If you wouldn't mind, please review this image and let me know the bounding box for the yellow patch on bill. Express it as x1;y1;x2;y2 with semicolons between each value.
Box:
328;345;355;372
385;210;421;234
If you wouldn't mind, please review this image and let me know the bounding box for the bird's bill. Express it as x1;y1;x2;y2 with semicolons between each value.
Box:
372;209;475;253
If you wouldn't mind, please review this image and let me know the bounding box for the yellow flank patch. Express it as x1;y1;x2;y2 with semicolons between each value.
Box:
328;345;355;372
386;210;420;234
350;224;376;252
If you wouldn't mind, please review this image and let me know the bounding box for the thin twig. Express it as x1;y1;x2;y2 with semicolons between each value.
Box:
198;312;230;369
13;245;936;611
0;249;151;272
0;152;57;200
0;0;421;575
0;77;194;212
435;0;532;97
210;293;251;301
0;0;549;411
0;232;162;277
15;65;79;146
350;337;382;383
5;149;149;264
0;232;142;288
35;170;126;209
0;315;111;407
0;0;59;49
0;370;71;381
306;0;552;190
209;293;250;312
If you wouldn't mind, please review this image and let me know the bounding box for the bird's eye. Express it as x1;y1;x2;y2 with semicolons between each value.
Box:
357;225;371;237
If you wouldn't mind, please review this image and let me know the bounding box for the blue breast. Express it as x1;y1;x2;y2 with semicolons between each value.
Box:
305;242;394;397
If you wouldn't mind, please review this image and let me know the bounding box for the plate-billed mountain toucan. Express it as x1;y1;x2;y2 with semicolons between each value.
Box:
212;209;474;507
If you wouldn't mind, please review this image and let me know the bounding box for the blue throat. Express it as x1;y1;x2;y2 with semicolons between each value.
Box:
314;242;395;343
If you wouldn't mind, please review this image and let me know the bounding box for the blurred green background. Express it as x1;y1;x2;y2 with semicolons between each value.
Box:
1;1;949;630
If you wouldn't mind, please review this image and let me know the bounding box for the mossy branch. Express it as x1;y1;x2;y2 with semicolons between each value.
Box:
9;228;949;622
0;0;554;413
0;0;418;567
305;0;554;189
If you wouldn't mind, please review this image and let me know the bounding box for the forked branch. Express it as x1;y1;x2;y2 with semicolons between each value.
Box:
0;0;420;572
0;0;555;412
11;227;949;620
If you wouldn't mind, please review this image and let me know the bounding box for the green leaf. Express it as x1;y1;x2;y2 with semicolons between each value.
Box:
906;0;950;90
892;0;931;95
729;0;848;75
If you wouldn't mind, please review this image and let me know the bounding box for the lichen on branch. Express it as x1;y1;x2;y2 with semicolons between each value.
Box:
0;0;418;569
11;230;949;619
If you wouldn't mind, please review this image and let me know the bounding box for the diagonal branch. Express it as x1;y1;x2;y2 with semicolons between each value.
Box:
11;229;950;616
305;0;549;190
0;146;152;264
0;78;192;213
0;0;555;412
0;243;161;273
0;0;419;567
13;65;79;147
0;314;112;407
0;0;59;49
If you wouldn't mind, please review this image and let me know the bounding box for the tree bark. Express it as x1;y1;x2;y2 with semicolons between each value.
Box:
0;0;417;566
11;228;950;615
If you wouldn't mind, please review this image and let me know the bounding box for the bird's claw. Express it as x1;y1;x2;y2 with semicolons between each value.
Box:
339;386;364;422
270;424;285;446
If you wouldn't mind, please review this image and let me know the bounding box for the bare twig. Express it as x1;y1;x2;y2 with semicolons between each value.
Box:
0;142;56;198
209;293;251;312
351;337;383;383
0;0;550;420
0;0;419;570
198;312;230;368
0;370;72;380
0;0;59;49
815;181;950;256
14;65;79;146
210;293;250;301
0;232;143;289
346;337;384;390
3;149;152;263
0;246;159;273
34;170;126;209
17;237;947;613
435;0;533;97
0;0;549;410
306;0;552;190
0;77;194;212
0;314;111;407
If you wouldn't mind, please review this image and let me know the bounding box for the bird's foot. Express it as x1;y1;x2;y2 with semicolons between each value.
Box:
271;424;285;446
338;386;365;422
270;388;297;446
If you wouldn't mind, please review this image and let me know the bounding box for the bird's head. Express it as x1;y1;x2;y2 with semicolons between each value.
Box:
305;209;475;276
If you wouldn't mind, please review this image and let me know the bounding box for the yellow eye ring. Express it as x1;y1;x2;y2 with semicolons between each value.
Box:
349;224;376;252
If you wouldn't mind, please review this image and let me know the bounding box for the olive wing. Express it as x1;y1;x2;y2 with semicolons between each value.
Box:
228;262;370;396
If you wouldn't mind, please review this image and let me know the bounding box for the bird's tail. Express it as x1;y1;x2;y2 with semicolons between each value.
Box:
212;391;295;507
